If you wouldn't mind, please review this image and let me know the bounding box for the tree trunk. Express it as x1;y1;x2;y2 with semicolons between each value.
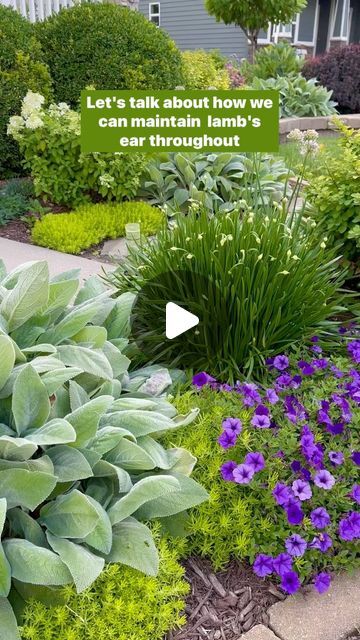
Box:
248;31;258;63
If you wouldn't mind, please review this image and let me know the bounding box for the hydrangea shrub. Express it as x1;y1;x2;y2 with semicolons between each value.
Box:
8;92;145;207
167;334;359;591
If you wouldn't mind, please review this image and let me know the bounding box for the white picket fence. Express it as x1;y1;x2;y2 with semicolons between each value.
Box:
0;0;101;22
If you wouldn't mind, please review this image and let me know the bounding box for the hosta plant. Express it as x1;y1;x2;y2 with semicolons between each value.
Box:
0;260;207;639
139;152;290;216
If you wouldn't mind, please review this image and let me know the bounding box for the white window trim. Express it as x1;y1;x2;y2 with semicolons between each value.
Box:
149;2;160;26
294;0;320;47
258;24;272;44
330;0;350;41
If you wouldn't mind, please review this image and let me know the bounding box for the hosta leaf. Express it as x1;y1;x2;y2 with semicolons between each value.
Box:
106;518;158;576
46;533;104;594
57;345;113;381
0;469;56;510
24;419;76;445
3;539;72;586
0;336;15;391
0;597;20;640
0;436;37;461
77;495;113;555
46;445;93;482
40;490;100;539
12;365;50;435
0;261;49;331
135;472;208;520
107;475;180;525
6;508;47;547
65;396;113;447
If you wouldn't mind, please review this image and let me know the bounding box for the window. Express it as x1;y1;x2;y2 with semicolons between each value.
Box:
149;2;160;26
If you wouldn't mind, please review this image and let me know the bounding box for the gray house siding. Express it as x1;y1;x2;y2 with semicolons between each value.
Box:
139;0;248;58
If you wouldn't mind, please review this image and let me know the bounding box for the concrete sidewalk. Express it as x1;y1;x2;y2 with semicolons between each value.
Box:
0;237;114;280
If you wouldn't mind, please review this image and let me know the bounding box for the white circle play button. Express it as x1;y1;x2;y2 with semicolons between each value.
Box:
165;302;199;340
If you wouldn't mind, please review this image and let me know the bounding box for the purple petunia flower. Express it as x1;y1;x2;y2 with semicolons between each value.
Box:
292;479;312;501
274;355;289;371
330;365;344;378
348;340;360;364
192;372;216;388
351;451;360;466
314;572;331;594
281;571;301;595
284;395;307;424
266;388;279;404
239;382;261;407
338;513;359;541
298;360;315;376
312;358;329;370
328;451;344;466
310;507;331;529
286;500;304;526
245;452;265;473
314;470;336;490
233;463;255;485
311;345;323;354
309;533;333;552
273;553;293;576
350;485;360;504
251;414;271;429
253;554;273;578
222;417;242;435
272;483;292;507
218;429;237;449
285;534;307;557
220;460;237;482
311;336;319;343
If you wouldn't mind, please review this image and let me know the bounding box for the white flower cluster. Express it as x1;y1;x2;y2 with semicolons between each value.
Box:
48;102;71;118
7;91;45;137
287;129;319;156
99;173;115;188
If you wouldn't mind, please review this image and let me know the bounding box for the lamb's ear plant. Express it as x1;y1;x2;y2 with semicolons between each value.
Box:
0;260;207;639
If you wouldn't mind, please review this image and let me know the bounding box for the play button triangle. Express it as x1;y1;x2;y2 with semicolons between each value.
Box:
165;302;199;340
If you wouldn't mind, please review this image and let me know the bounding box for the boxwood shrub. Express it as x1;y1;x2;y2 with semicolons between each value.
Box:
36;3;184;106
0;6;52;178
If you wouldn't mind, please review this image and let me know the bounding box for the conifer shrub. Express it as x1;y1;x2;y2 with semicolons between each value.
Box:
20;533;189;640
31;202;164;254
36;3;184;106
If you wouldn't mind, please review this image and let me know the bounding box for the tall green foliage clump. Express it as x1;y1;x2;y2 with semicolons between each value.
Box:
20;534;189;640
241;42;303;83
35;3;184;106
0;6;52;178
0;260;207;639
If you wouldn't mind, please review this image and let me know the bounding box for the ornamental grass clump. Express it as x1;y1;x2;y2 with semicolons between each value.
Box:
112;203;350;380
0;260;207;638
187;331;360;593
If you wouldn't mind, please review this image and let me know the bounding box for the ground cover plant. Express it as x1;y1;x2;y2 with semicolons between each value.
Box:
35;3;184;106
250;75;337;118
0;179;36;227
139;152;290;216
8;92;145;207
20;532;189;640
0;260;207;638
0;6;52;178
306;119;360;263
31;202;164;255
303;45;360;114
165;334;360;595
112;202;350;381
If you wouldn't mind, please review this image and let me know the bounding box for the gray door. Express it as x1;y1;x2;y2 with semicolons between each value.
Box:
316;0;332;54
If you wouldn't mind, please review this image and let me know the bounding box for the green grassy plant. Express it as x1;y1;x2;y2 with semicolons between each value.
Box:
31;202;164;254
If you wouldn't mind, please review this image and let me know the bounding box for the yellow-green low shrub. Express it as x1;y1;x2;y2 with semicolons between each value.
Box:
181;50;230;89
20;534;189;640
31;202;165;254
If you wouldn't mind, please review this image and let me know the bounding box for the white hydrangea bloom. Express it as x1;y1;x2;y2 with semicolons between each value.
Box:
7;115;25;136
25;114;44;130
21;91;45;118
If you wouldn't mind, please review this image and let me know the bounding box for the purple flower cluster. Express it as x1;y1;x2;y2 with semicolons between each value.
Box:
193;334;360;596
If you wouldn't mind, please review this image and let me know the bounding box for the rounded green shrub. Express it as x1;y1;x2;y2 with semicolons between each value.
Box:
241;42;304;83
20;534;189;640
0;6;52;177
32;202;165;254
36;4;184;106
181;50;230;89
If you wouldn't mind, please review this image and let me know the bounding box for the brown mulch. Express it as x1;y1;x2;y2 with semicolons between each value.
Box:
168;557;283;640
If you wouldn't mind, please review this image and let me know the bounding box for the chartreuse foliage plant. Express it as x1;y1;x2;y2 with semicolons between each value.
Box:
139;152;290;216
181;50;230;89
165;339;360;591
31;202;165;255
112;205;349;380
306;119;360;262
0;260;207;639
20;532;189;640
8;92;145;207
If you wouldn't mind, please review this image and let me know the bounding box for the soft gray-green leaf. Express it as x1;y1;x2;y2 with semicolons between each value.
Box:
135;473;208;520
0;597;20;640
0;469;56;510
45;445;93;481
0;261;49;331
6;508;47;547
40;490;100;539
3;539;72;586
24;419;76;445
46;532;104;594
105;438;156;471
0;336;15;391
106;518;158;576
0;436;37;461
107;475;180;525
0;545;11;596
65;396;113;447
100;410;173;437
12;365;50;434
57;345;113;381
